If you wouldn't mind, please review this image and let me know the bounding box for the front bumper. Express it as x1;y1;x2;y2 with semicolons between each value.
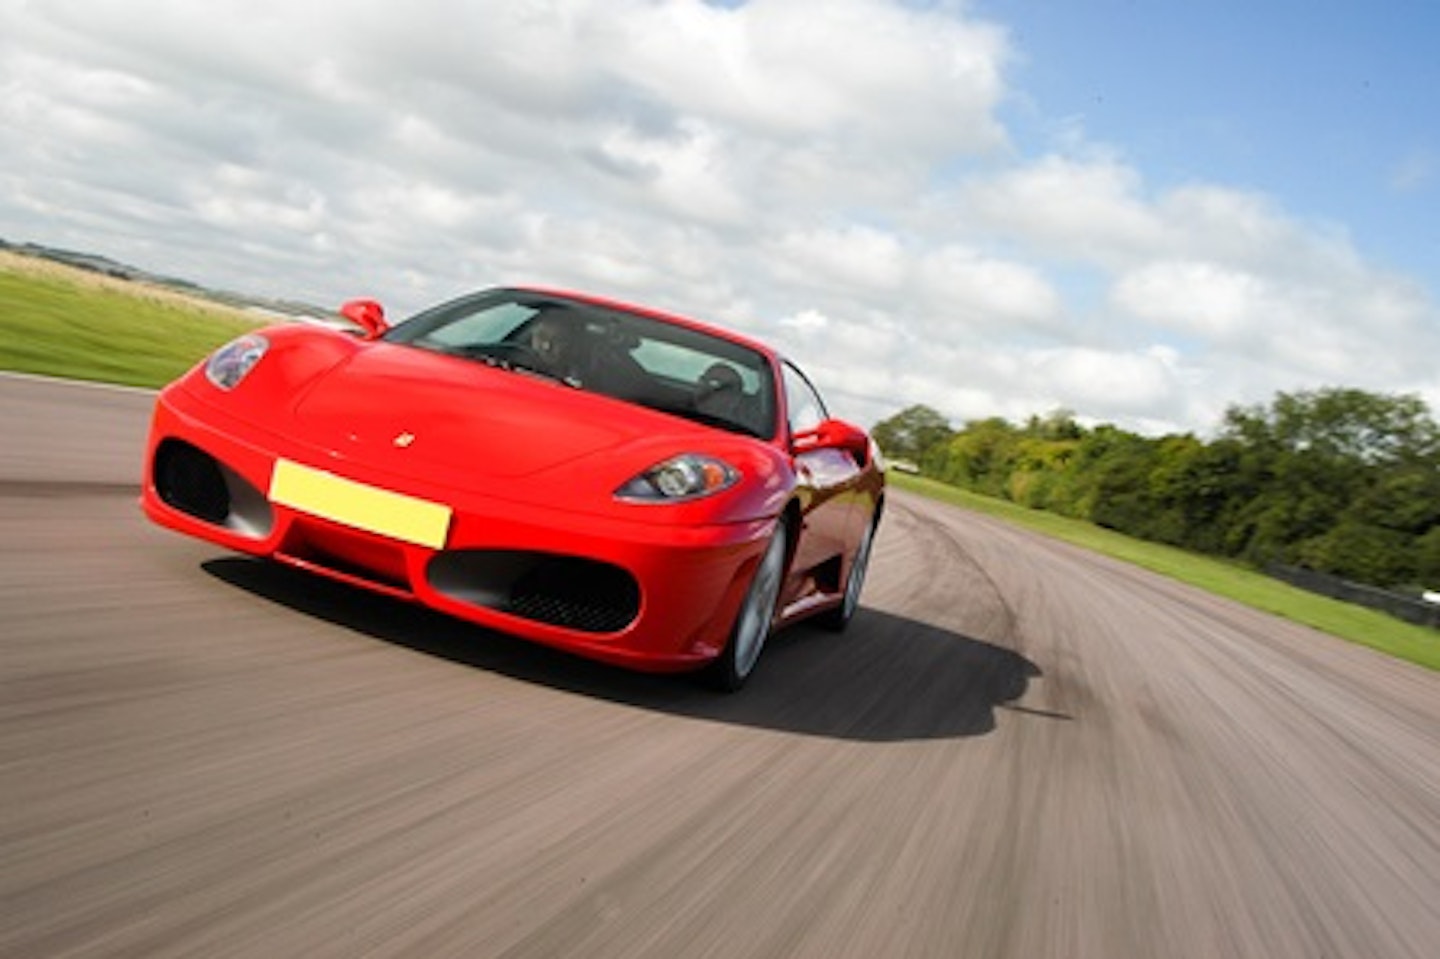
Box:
140;383;773;671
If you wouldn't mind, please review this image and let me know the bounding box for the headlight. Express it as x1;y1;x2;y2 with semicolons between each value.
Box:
616;454;739;503
205;334;269;390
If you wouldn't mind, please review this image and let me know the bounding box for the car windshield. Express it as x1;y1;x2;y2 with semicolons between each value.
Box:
383;289;777;439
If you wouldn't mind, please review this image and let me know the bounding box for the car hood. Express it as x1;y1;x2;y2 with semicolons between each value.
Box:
289;345;651;482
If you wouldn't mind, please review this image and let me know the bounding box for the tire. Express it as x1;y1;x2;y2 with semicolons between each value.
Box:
706;518;790;692
819;511;879;632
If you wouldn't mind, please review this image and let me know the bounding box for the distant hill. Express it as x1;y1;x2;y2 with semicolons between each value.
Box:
0;237;332;321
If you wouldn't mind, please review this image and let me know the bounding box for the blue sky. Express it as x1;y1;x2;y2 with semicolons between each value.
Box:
983;0;1440;279
2;0;1437;435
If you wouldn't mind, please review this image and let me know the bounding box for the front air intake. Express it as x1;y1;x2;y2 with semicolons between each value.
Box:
428;550;641;634
152;439;273;537
154;439;230;523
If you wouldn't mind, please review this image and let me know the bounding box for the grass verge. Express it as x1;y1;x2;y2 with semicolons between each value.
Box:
891;473;1439;671
0;251;261;388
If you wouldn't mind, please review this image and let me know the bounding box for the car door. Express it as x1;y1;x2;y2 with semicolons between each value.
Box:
781;361;863;597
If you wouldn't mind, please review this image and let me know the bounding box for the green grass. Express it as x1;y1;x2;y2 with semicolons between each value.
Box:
0;255;260;388
891;473;1440;671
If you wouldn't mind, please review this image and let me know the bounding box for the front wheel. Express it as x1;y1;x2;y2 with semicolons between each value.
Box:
706;518;789;692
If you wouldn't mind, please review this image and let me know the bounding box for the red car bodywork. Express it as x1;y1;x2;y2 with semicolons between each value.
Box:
141;287;884;684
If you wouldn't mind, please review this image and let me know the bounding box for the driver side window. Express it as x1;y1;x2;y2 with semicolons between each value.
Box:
782;362;828;437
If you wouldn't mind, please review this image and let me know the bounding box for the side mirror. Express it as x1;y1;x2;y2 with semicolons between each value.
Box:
792;418;872;462
339;298;388;339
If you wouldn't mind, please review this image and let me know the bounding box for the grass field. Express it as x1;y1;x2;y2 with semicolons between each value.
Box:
0;250;261;388
3;251;1435;670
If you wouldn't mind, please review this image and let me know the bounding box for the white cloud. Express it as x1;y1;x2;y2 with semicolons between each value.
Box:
914;247;1063;333
958;154;1165;266
1;0;1437;437
780;309;829;333
767;226;908;295
605;0;1007;153
593;119;750;224
1112;261;1268;342
1026;344;1183;415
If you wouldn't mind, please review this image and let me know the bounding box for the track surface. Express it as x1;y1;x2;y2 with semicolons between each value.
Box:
3;373;1439;958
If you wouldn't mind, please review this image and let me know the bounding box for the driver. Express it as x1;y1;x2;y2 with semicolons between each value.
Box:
526;307;651;400
695;361;749;429
528;309;585;382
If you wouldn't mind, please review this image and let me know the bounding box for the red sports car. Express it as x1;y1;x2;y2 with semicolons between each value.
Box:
141;286;884;689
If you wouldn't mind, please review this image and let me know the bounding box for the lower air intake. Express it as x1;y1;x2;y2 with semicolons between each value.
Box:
428;550;640;634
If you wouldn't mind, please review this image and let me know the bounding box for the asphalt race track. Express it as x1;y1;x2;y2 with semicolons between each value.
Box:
3;372;1439;958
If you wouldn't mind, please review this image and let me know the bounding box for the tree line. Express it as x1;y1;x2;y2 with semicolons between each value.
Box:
872;388;1440;591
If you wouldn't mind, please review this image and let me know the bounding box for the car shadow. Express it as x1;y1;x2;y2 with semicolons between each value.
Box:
203;556;1046;743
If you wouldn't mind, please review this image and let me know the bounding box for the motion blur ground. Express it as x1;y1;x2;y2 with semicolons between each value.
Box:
4;375;1439;958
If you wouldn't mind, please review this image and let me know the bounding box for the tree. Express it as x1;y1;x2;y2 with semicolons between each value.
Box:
1083;431;1160;536
929;417;1020;495
871;404;954;463
1296;521;1413;587
909;385;1440;593
1024;408;1083;441
1415;527;1440;588
1224;387;1439;465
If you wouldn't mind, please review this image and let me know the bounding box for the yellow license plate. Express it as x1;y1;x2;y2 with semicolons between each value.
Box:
269;459;452;550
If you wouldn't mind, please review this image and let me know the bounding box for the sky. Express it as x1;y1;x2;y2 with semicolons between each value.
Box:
2;0;1438;436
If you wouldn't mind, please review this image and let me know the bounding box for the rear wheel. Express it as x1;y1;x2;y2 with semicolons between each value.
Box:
706;518;789;692
819;511;878;632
